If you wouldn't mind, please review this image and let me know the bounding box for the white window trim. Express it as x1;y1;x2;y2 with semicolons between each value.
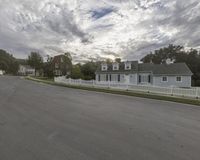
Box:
161;76;168;82
101;65;108;71
113;63;119;70
176;76;182;82
125;63;131;70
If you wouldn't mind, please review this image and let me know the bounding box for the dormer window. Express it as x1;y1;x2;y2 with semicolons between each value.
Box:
113;63;119;70
101;64;108;71
125;62;131;70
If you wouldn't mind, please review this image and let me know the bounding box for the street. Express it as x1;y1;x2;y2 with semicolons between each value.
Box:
0;76;200;160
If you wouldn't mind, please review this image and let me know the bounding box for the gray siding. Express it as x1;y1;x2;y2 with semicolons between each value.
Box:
96;73;192;88
153;76;191;88
96;73;138;84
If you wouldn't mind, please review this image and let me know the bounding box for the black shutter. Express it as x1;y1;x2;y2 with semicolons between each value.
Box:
106;74;108;81
118;74;120;82
148;75;151;83
98;75;100;81
139;75;141;83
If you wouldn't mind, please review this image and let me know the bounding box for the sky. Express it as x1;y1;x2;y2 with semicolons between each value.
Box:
0;0;200;62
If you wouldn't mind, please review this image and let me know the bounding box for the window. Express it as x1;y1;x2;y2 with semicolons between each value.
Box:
101;64;107;71
55;63;59;69
113;63;119;70
60;57;64;63
139;74;150;83
125;63;131;70
106;74;108;81
118;74;120;82
176;76;181;82
162;76;168;82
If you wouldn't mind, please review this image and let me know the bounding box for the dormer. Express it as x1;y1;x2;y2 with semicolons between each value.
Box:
125;61;131;70
101;63;108;71
112;62;119;70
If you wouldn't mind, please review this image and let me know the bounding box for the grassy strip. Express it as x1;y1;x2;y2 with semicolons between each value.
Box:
26;76;200;106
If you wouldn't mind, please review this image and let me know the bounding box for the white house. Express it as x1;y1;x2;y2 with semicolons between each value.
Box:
18;65;35;76
0;70;5;75
95;61;193;88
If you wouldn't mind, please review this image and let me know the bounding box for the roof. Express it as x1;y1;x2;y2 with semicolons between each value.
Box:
52;55;64;64
96;61;193;76
19;65;34;69
96;61;138;73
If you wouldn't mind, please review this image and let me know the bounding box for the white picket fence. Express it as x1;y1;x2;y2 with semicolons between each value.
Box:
54;76;200;99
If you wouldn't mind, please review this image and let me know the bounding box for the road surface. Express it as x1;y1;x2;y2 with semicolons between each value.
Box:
0;76;200;160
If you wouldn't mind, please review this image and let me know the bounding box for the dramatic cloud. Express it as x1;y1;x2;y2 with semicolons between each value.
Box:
0;0;200;62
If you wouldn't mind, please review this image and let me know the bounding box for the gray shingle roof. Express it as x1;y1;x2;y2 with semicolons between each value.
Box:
138;63;192;75
96;61;193;76
96;61;138;73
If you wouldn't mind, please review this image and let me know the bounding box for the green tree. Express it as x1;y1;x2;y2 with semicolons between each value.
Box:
141;44;200;86
0;49;19;75
81;61;97;80
43;55;54;78
27;52;43;76
71;64;83;79
60;53;72;76
115;58;121;63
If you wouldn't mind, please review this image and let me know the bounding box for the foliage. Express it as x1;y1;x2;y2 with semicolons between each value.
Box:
0;49;19;75
71;64;83;79
115;58;121;63
81;61;97;80
141;44;200;86
43;55;54;77
27;52;43;70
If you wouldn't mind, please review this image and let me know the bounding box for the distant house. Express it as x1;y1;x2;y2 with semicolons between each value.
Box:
0;70;5;75
52;55;71;76
95;61;193;88
18;65;35;76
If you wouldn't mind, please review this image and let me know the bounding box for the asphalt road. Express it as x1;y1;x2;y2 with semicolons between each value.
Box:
0;76;200;160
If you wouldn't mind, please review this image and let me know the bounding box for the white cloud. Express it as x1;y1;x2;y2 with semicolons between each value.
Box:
0;0;200;62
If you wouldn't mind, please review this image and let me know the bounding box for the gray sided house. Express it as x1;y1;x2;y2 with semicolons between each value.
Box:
95;61;193;88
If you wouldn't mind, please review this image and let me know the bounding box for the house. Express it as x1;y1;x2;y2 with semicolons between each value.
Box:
52;55;71;76
0;70;5;75
95;61;193;88
18;65;35;76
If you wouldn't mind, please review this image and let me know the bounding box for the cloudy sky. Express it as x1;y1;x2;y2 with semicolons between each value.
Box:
0;0;200;62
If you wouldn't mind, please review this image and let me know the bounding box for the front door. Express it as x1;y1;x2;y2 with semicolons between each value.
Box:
124;75;130;84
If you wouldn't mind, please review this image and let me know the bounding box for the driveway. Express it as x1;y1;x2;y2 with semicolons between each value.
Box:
0;76;200;160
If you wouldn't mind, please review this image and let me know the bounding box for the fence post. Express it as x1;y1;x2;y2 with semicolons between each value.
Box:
92;80;95;87
126;83;129;91
69;78;71;84
195;87;199;99
170;86;174;96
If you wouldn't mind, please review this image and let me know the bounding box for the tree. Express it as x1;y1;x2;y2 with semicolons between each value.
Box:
27;52;43;76
59;53;72;76
81;61;97;80
0;49;19;75
43;55;54;78
141;44;200;86
115;58;121;63
71;64;83;79
141;44;184;64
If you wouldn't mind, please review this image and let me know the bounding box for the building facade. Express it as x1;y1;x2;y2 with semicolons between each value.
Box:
95;61;193;88
18;65;35;76
52;55;72;76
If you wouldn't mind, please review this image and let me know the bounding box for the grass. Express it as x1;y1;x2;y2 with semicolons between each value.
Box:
26;76;200;106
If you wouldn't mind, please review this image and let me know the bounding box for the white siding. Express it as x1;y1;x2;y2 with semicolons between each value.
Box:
129;74;137;84
153;76;191;87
